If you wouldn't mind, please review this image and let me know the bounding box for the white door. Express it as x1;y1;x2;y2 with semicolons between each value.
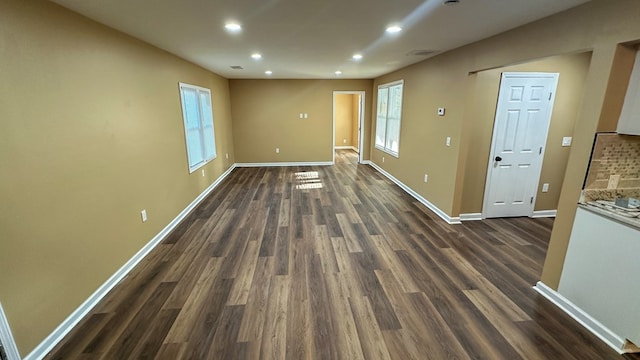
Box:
483;72;558;218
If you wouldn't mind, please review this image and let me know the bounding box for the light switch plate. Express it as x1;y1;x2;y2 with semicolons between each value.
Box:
562;137;572;147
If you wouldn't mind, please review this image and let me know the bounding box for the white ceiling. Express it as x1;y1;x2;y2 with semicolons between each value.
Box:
50;0;590;79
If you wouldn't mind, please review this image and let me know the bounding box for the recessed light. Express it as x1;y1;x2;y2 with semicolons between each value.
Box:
335;70;342;75
386;25;402;33
352;54;363;61
251;53;262;60
265;70;273;75
224;22;242;32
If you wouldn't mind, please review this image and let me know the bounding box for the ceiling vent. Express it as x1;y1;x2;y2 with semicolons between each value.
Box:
406;49;439;57
230;65;244;70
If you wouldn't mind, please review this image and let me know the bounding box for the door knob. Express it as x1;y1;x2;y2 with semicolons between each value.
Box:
494;156;502;162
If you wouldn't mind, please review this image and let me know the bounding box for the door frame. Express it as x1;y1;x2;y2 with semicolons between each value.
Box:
332;91;365;164
482;72;559;218
0;302;20;360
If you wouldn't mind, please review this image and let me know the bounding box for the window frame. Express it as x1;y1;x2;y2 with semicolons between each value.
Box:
178;82;217;173
375;79;404;158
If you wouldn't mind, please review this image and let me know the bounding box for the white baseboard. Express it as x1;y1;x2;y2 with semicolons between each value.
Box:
460;213;482;221
0;303;21;360
334;146;359;152
367;162;461;225
24;164;237;360
533;281;631;354
236;161;333;167
532;210;557;218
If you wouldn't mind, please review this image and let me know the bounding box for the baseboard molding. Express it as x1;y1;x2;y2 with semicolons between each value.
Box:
367;162;461;225
532;210;557;218
334;146;359;151
460;213;482;221
533;281;631;354
236;161;333;167
24;164;237;360
0;303;21;360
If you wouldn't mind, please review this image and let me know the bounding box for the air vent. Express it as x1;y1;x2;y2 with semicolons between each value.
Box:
230;65;244;70
406;49;439;57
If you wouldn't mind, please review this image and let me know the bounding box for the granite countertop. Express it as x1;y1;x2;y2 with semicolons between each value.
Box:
579;202;640;230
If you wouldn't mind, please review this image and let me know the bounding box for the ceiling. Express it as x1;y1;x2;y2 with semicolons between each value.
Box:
50;0;590;79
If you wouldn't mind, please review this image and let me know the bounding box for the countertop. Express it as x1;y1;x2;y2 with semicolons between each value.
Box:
578;202;640;230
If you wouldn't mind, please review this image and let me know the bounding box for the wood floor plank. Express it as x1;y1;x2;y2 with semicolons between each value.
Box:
45;150;638;360
260;275;289;360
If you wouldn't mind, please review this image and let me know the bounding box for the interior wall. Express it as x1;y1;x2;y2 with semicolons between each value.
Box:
460;53;592;214
335;94;354;147
352;95;361;150
0;0;235;355
370;0;640;288
230;80;373;163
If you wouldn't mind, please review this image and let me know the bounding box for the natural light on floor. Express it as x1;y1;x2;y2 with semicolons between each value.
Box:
294;171;323;190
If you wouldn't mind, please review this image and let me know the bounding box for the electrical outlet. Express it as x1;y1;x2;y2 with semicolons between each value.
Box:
446;137;451;147
542;183;549;192
437;107;445;116
343;139;346;144
562;137;572;147
304;113;308;119
225;153;229;160
424;174;428;183
276;148;280;154
299;113;303;119
201;169;205;176
382;157;385;163
141;209;147;223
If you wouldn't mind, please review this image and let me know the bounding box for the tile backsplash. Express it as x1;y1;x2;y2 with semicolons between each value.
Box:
582;133;640;202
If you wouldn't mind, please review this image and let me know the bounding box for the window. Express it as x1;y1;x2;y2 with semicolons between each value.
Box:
375;80;403;157
179;83;216;173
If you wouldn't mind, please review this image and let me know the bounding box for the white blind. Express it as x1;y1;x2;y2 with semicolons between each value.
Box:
375;80;404;157
179;83;217;172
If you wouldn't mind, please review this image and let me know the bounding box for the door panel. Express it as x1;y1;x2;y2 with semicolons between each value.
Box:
484;73;558;218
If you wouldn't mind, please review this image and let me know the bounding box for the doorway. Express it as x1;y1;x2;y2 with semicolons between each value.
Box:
483;72;559;218
333;91;365;164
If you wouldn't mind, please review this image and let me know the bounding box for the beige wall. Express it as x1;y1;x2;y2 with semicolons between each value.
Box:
0;0;235;355
370;0;640;290
230;80;373;163
335;94;354;147
352;95;360;149
460;53;592;214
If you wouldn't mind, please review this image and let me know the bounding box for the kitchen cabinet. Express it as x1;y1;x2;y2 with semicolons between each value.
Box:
558;206;640;352
618;49;640;135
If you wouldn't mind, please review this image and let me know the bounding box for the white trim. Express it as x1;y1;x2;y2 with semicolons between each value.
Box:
532;210;557;218
333;91;366;164
0;303;21;360
24;164;237;360
460;213;483;221
335;146;359;151
235;161;333;167
367;162;461;225
332;146;359;152
533;281;632;354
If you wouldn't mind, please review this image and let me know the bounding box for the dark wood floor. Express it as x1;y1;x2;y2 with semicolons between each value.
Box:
46;150;638;360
